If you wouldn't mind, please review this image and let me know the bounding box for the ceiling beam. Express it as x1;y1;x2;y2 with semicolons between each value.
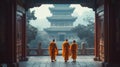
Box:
25;0;96;10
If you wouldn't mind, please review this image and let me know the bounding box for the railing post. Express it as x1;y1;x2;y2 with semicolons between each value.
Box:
27;45;29;56
38;42;42;55
81;43;87;55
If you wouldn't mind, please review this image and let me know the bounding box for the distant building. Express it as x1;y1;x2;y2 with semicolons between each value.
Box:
44;4;80;48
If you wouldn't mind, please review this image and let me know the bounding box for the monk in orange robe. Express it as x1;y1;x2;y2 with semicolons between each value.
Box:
62;39;71;62
48;39;58;62
70;40;78;62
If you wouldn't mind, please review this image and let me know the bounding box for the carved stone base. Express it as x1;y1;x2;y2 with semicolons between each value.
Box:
94;57;100;61
0;64;2;67
7;63;19;67
102;62;120;67
20;57;28;61
23;57;28;61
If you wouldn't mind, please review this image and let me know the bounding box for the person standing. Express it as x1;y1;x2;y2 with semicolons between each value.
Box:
62;39;71;62
70;40;78;62
48;39;58;62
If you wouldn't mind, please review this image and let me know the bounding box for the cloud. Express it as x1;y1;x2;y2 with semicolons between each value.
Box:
30;19;50;30
29;4;94;30
30;4;53;19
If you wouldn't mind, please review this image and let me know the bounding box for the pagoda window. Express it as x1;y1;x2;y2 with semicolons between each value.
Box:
64;23;67;26
59;34;65;41
59;24;61;26
52;23;56;26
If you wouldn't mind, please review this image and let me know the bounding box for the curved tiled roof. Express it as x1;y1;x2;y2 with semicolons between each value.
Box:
47;15;77;21
49;7;75;12
44;27;74;31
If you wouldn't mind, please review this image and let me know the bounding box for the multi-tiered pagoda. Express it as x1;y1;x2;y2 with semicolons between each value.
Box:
44;4;80;48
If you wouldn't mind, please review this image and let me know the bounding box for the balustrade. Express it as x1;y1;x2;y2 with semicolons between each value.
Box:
27;46;94;56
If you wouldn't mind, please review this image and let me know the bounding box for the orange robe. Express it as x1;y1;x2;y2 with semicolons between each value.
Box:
62;41;71;61
70;43;78;60
48;42;58;60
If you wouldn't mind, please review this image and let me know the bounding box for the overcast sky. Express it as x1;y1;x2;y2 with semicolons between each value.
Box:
29;4;94;30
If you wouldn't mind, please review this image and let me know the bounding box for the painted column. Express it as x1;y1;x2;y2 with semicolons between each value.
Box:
94;13;100;61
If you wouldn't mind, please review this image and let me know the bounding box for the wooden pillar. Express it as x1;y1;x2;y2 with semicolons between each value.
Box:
94;13;100;61
7;0;16;63
94;4;104;61
103;0;120;67
112;1;120;63
103;0;109;64
21;13;28;61
108;0;120;63
94;0;104;61
16;0;28;61
6;0;18;66
94;13;97;60
0;0;27;66
115;2;120;62
94;12;97;60
0;0;8;64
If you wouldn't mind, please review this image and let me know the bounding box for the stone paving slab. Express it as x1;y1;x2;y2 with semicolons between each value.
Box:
19;56;102;67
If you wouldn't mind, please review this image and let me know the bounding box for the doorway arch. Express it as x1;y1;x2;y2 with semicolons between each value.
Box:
1;0;120;67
